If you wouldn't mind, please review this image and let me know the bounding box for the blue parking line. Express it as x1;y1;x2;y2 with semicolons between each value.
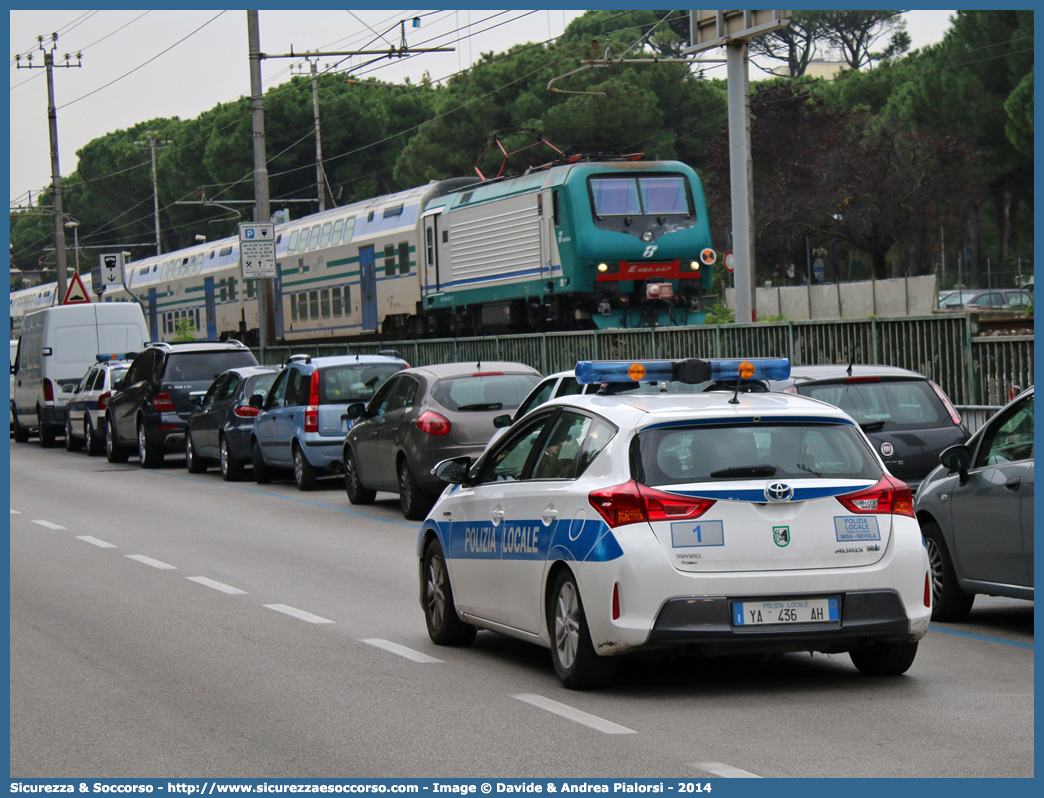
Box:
930;625;1033;650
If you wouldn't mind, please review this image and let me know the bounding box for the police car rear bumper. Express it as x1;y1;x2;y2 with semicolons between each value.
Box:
645;590;915;656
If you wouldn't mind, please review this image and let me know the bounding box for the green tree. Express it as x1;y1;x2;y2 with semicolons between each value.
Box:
820;11;910;70
748;11;827;77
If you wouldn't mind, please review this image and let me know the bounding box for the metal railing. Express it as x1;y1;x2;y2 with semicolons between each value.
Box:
253;313;1032;408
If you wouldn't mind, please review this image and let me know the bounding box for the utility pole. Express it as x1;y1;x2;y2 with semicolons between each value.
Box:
247;11;276;354
15;34;81;304
133;133;171;255
292;58;326;211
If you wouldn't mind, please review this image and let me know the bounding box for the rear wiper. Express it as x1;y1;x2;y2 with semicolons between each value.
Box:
710;465;777;478
457;402;503;411
859;420;887;432
796;462;824;477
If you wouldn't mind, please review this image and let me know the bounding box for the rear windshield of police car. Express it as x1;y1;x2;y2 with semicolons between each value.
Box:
636;422;882;486
164;351;258;383
319;363;402;404
796;379;951;431
432;374;540;412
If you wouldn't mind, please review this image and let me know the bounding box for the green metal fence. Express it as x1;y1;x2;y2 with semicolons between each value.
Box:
253;314;1032;406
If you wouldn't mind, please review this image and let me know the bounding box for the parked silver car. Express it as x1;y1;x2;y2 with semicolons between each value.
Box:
914;386;1034;620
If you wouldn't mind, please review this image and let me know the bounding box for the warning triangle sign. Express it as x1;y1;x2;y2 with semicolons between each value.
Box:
63;272;91;304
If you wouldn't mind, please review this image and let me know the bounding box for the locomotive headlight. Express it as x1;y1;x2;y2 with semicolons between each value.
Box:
641;231;654;242
700;248;716;265
597;263;609;273
689;261;700;271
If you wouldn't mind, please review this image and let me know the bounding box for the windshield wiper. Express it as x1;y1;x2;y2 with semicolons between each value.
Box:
796;462;824;477
456;402;503;411
710;465;777;478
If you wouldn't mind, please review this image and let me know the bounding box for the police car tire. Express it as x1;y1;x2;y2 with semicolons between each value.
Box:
65;416;83;452
423;538;476;646
252;440;272;484
85;417;104;456
849;640;919;676
138;420;164;468
547;569;618;690
398;458;433;521
220;436;245;482
13;412;30;443
922;520;975;622
105;414;129;463
344;448;375;505
185;432;207;473
293;445;317;491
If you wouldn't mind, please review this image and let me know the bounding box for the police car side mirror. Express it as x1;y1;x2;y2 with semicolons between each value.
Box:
940;443;971;484
493;413;512;428
433;456;472;485
249;394;264;409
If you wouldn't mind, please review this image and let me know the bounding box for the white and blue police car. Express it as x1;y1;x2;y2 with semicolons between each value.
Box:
418;357;932;689
64;353;135;456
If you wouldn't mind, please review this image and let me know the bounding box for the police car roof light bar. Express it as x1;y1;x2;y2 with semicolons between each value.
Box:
575;358;791;386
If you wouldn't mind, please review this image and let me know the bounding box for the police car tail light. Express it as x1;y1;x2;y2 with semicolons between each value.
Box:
97;391;111;411
305;370;320;433
929;379;962;425
234;404;260;418
836;475;914;518
416;410;451;436
43;378;54;402
588;480;715;528
153;392;175;412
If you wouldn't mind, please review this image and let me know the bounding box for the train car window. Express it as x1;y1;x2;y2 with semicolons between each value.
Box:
332;287;342;317
229;277;237;301
345;284;351;312
288;230;300;252
194;308;200;330
398;242;410;275
332;219;343;243
383;204;404;218
552;190;560;225
309;291;319;319
319;223;332;248
342;217;356;243
297;294;307;321
426;227;434;264
219;246;232;257
246;280;255;299
307;225;321;251
220;281;228;302
138;266;149;276
589;178;641;216
321;289;331;319
638;176;690;215
290;294;297;322
367;211;375;222
384;244;395;277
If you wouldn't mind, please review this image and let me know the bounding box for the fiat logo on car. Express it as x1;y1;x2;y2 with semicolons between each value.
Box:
765;482;794;502
880;442;894;457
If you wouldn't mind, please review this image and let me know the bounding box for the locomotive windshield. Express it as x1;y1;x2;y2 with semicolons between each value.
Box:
589;175;691;217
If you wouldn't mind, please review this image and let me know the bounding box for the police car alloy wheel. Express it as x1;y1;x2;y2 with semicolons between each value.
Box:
65;416;83;452
423;538;476;645
85;417;103;457
548;569;617;690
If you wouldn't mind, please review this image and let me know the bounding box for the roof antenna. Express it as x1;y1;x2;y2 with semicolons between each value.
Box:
847;344;861;377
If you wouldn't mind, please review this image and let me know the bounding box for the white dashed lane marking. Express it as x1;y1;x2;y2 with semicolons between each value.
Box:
31;520;66;530
186;576;247;595
125;554;177;570
692;762;763;778
76;536;117;549
263;604;334;624
11;509;21;514
513;693;636;734
360;638;442;663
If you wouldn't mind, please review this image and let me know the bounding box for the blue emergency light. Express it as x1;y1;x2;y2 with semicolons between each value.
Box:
575;358;791;385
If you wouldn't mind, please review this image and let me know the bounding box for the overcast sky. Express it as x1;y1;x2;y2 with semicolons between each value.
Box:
9;9;956;206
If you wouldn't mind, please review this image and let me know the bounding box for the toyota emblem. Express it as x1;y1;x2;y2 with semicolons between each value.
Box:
881;442;894;457
765;482;794;502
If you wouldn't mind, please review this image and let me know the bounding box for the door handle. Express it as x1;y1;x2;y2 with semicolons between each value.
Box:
1005;478;1021;492
491;508;505;523
541;507;558;525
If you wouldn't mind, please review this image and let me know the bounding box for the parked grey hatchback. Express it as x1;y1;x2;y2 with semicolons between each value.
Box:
343;361;541;519
914;386;1034;620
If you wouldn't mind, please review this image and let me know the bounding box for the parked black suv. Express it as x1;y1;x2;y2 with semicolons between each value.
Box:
105;341;258;467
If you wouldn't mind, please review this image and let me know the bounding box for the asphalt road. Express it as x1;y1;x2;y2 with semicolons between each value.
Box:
8;440;1035;778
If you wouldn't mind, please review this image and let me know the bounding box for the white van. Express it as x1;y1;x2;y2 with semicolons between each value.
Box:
12;303;149;447
9;338;17;430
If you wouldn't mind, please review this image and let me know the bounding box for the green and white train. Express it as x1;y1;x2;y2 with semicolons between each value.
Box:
12;157;716;343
